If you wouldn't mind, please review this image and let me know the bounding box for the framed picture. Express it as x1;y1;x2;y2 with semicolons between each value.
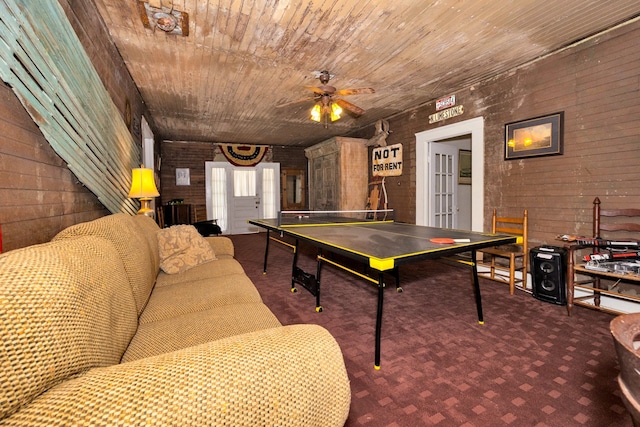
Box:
176;168;190;186
505;112;564;160
458;149;472;185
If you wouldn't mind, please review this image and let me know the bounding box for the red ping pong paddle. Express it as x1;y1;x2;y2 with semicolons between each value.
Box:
430;238;471;244
430;237;456;244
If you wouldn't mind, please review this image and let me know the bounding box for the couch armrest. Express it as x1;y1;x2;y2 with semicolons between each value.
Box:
5;325;350;427
205;236;234;257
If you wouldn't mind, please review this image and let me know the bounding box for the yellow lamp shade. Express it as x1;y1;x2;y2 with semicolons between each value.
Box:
310;104;322;122
128;167;159;198
330;102;342;121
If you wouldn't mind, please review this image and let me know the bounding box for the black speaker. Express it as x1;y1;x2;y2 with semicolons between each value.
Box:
530;246;567;305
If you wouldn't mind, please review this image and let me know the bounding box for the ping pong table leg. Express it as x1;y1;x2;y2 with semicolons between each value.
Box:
471;250;484;324
315;249;323;312
290;239;300;293
374;271;384;370
394;266;402;293
262;230;270;274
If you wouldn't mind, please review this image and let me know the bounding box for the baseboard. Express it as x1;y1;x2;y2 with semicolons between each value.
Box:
476;264;532;293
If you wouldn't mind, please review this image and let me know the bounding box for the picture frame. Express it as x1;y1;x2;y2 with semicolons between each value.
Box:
505;112;564;160
176;168;190;186
458;149;472;185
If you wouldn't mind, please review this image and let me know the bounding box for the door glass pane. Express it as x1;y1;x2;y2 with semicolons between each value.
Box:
262;168;276;218
234;170;256;197
211;168;227;231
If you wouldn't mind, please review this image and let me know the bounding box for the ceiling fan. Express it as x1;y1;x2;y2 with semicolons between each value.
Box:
277;70;375;127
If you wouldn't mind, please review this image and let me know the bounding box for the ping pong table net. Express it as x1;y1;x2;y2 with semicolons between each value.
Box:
277;209;395;227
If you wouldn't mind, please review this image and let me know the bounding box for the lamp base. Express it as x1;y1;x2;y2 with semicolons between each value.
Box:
138;198;155;219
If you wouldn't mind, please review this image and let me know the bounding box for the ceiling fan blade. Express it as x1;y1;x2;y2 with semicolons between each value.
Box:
335;98;365;116
335;87;375;96
276;96;318;108
304;86;327;95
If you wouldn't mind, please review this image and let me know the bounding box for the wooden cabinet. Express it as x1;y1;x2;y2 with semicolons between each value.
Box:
304;137;368;211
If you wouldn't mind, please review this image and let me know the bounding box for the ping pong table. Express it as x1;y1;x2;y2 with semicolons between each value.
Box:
249;210;516;369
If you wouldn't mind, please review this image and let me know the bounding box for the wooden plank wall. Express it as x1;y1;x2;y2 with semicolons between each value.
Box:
346;19;640;247
0;1;140;214
159;143;310;221
0;83;109;251
0;0;152;252
160;141;218;223
61;0;152;145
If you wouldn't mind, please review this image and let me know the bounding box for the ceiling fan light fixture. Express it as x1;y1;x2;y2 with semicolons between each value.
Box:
282;70;373;124
330;102;342;121
310;103;322;122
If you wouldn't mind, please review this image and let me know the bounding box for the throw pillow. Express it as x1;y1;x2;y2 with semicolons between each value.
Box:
157;225;217;274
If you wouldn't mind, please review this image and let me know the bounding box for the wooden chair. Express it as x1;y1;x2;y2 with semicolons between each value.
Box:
156;206;165;228
477;209;529;294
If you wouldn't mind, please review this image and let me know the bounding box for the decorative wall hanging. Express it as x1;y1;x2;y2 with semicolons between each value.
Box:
505;112;564;160
176;168;190;186
219;144;269;167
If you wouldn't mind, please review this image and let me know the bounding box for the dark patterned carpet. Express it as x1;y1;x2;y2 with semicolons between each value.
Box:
229;233;632;427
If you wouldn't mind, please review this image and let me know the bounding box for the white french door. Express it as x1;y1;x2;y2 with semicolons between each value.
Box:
205;162;280;234
429;143;459;229
416;117;485;232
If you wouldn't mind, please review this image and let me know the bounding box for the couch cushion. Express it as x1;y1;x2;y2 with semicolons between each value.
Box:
53;213;156;315
139;273;263;324
154;256;245;288
157;225;217;274
204;236;235;257
130;215;161;273
0;236;138;420
122;302;282;362
7;325;350;427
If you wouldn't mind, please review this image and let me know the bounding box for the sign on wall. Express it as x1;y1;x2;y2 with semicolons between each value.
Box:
372;143;403;177
436;94;456;111
429;105;464;124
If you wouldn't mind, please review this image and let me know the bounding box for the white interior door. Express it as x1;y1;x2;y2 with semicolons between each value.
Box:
231;193;261;234
205;162;280;234
230;166;261;234
416;117;485;231
429;143;459;229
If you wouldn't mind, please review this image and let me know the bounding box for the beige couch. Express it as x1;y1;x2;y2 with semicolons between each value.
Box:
0;213;350;426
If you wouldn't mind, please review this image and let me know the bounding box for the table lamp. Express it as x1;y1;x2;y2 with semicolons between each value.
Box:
128;166;159;218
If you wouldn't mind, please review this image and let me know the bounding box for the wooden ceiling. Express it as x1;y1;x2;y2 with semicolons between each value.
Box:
92;0;640;147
